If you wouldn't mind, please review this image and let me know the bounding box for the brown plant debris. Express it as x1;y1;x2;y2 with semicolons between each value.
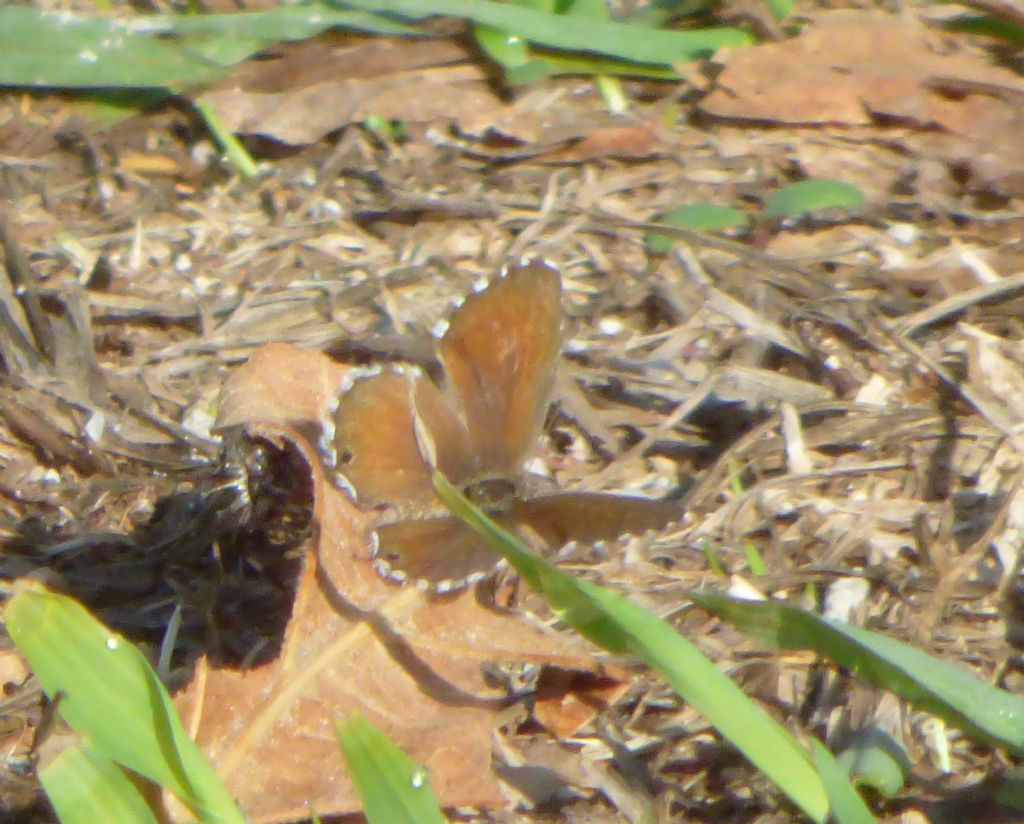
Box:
3;0;1024;821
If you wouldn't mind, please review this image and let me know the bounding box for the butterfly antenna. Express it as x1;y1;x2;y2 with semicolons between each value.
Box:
408;377;440;472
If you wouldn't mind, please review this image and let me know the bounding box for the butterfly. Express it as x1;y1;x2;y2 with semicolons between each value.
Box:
319;259;679;594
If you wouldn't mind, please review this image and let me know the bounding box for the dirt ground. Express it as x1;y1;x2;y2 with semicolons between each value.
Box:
2;0;1024;821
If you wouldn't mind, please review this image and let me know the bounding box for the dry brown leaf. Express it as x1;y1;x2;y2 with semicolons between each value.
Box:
540;122;663;163
532;665;632;739
198;37;512;146
701;11;1024;126
173;342;605;822
700;10;1024;193
196;36;660;156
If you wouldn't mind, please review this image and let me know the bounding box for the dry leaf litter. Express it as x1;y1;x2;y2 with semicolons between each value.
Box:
2;1;1024;821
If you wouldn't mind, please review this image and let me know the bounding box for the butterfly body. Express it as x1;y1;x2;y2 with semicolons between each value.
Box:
320;260;678;594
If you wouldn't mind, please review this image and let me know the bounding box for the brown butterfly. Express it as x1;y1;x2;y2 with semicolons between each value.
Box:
318;259;678;594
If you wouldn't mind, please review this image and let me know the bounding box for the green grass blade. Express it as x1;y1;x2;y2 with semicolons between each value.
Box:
763;0;794;21
0;4;415;89
0;6;226;88
41;743;160;824
945;14;1024;45
836;728;910;798
336;714;448;824
506;52;679;83
993;768;1024;810
475;24;533;69
434;473;830;823
4;581;244;824
0;1;740;91
762;179;865;220
340;0;753;63
194;100;260;178
810;741;877;824
157;3;416;40
693;592;1024;754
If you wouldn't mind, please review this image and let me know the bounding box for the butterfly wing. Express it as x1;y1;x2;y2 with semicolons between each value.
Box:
327;368;476;509
373;516;501;594
438;259;563;477
374;492;678;593
507;492;680;548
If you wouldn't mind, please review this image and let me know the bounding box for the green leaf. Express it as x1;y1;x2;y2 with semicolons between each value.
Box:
993;768;1024;810
506;59;560;84
41;743;160;824
474;24;532;69
433;472;830;823
0;4;416;90
810;741;877;824
336;714;448;824
194;100;260;177
343;0;753;64
4;581;244;824
0;6;225;88
0;0;747;92
646;203;750;251
763;0;794;22
762;179;865;220
836;728;910;798
503;52;678;84
693;592;1024;755
945;14;1024;45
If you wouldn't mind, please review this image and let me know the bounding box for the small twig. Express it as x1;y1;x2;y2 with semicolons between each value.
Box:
895;270;1024;338
876;312;1020;440
672;245;808;357
576;373;718;491
583;214;835;299
0;214;56;364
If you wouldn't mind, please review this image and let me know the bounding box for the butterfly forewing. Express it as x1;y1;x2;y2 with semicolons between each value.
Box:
330;369;475;509
439;260;563;477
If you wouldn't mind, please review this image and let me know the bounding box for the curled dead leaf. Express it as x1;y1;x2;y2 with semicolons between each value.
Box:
173;342;610;822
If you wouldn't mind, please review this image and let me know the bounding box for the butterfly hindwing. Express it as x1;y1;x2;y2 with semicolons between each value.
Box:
507;492;680;548
373;515;501;593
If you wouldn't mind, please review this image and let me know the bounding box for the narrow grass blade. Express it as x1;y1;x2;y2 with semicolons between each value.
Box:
0;6;226;88
475;24;532;68
342;0;753;64
434;473;830;823
505;52;679;83
993;768;1024;810
0;1;737;91
336;713;448;824
763;179;865;220
0;4;415;89
194;101;260;177
945;14;1024;45
810;741;877;824
41;743;160;824
836;728;910;797
4;581;244;824
693;591;1024;754
763;0;794;21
